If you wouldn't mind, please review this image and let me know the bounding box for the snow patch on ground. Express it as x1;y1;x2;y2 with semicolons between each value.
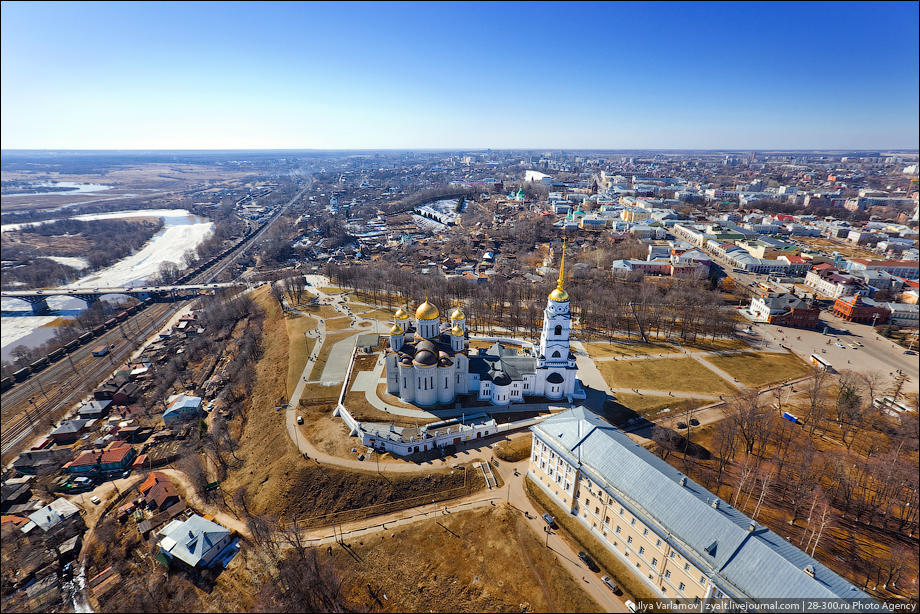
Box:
47;256;90;270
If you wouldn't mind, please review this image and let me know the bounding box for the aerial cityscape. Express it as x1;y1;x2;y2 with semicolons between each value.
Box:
1;2;918;613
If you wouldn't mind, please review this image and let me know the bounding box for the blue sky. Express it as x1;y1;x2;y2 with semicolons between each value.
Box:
2;1;918;149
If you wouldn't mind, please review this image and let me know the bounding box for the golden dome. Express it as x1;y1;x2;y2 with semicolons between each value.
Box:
548;286;569;302
415;298;440;320
389;323;403;335
449;306;465;321
394;306;409;320
450;324;464;337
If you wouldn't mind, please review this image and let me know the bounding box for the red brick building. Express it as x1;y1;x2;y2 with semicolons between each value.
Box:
832;295;890;324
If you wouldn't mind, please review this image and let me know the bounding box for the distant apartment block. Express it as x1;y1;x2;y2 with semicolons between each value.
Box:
845;258;919;280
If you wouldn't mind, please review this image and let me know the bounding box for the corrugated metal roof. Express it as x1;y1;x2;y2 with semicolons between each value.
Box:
532;407;871;601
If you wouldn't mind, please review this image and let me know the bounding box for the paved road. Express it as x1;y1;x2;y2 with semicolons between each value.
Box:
748;315;918;394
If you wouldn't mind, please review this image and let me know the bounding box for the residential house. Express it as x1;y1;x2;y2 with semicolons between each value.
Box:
77;400;111;419
158;514;233;569
62;441;136;475
12;449;73;475
49;419;95;445
163;394;203;424
21;498;82;536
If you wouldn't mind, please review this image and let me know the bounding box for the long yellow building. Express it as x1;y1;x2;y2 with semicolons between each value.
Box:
528;407;873;606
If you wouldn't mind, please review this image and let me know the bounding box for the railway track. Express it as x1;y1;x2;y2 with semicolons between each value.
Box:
0;185;308;459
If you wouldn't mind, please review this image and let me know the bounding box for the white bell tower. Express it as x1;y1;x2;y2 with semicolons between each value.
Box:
538;242;572;366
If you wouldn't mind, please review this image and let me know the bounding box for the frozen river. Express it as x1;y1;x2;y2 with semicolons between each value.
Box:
1;209;213;360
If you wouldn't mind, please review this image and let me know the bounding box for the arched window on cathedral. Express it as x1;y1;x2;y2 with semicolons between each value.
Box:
554;324;562;336
552;350;561;358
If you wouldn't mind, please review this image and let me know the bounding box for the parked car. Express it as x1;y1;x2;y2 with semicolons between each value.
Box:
541;513;556;528
676;421;688;429
90;496;101;505
625;600;638;613
689;418;700;426
601;575;620;594
296;415;304;425
578;551;599;572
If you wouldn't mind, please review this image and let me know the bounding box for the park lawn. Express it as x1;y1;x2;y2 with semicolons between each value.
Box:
682;337;750;352
358;308;398;322
597;356;737;395
298;303;343;319
285;313;318;397
318;286;348;294
324;316;356;331
583;340;679;359
611;392;710;419
702;351;811;389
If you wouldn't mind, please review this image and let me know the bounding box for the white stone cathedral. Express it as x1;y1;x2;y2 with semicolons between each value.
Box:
384;246;582;407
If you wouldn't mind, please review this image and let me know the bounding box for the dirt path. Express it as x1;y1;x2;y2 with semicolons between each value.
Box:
158;468;250;536
512;516;555;608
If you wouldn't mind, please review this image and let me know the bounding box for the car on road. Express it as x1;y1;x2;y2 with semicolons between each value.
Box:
689;418;700;426
835;342;845;348
296;415;304;425
601;575;620;594
625;600;638;613
90;496;101;505
541;513;556;528
578;551;600;571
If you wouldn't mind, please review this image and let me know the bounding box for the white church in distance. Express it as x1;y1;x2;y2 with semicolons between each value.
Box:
384;248;584;407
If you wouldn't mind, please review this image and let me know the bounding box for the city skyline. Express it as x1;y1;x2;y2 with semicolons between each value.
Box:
2;1;918;150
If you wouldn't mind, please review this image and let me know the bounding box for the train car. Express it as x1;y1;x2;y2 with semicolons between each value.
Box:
78;332;93;343
92;325;106;336
13;368;30;382
29;357;49;373
104;317;118;329
1;376;13;392
64;339;80;352
48;348;65;362
116;310;130;322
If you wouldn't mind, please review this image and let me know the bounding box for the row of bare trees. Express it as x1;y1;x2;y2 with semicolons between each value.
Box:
324;261;736;343
676;366;919;598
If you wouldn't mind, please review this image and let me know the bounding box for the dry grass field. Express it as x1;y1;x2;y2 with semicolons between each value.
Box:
583;340;679;359
219;287;304;515
333;505;602;613
702;351;811;388
597;356;738;395
609;392;711;419
323;315;356;331
285;313;318;396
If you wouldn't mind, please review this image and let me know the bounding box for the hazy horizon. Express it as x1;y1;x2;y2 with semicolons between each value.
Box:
2;1;918;150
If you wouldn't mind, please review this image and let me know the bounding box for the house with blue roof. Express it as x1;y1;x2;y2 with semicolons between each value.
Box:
163;393;203;424
528;407;875;607
158;514;232;569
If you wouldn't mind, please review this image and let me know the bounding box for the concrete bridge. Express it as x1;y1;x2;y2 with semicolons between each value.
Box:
1;283;246;314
